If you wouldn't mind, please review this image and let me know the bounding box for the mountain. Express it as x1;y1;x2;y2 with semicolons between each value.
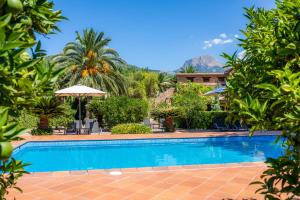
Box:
178;55;225;73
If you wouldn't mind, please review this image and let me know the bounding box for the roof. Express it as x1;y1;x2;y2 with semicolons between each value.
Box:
176;73;226;76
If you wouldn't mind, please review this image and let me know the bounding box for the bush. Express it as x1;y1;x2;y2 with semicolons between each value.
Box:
151;104;179;132
16;111;38;129
176;82;212;95
168;82;214;129
111;123;151;134
31;128;53;135
175;111;228;129
89;96;149;128
50;103;76;128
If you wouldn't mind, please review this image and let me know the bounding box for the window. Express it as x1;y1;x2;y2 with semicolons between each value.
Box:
218;77;225;82
203;77;210;82
186;77;195;82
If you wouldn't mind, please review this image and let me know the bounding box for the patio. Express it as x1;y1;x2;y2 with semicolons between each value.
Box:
7;163;266;200
9;132;277;200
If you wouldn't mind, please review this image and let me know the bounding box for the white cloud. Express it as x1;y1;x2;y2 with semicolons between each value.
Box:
212;38;223;45
234;34;240;38
203;33;234;49
219;33;227;39
223;39;233;44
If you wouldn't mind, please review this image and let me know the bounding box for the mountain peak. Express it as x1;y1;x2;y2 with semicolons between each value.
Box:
180;55;224;73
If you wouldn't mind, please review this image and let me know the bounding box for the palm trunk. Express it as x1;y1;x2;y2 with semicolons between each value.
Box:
39;115;49;129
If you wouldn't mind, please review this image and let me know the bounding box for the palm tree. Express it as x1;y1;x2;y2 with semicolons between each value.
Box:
53;28;127;95
179;65;197;73
31;97;67;130
158;72;174;92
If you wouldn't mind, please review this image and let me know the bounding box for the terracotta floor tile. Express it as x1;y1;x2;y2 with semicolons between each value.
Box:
140;186;164;195
78;190;104;199
125;192;153;200
218;182;246;194
181;177;207;187
96;193;125;200
189;185;218;196
179;193;203;200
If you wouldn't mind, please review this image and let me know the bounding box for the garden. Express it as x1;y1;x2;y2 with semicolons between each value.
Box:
0;0;299;199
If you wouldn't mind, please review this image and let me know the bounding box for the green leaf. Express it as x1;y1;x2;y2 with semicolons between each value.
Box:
0;107;9;127
0;13;12;29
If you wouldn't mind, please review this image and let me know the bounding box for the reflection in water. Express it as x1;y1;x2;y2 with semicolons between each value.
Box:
156;154;177;166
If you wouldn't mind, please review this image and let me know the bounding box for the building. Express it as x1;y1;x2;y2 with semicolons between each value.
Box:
176;72;227;86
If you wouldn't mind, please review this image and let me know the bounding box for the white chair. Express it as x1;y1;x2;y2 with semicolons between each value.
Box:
84;118;94;129
143;118;151;127
91;121;102;134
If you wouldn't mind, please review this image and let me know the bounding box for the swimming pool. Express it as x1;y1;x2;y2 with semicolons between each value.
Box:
13;135;283;172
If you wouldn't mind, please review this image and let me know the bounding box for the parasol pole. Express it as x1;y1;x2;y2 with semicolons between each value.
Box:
78;96;82;130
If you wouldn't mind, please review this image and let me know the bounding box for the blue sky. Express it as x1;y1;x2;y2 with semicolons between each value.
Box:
40;0;274;71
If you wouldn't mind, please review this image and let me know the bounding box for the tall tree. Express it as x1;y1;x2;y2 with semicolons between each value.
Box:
158;72;174;92
54;28;127;95
224;0;300;199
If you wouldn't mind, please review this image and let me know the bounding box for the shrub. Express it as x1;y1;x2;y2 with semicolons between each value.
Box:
169;82;213;129
89;96;149;128
31;96;68;130
17;111;38;129
151;104;180;132
50;103;76;128
176;82;212;95
111;123;151;134
31;128;53;135
175;111;228;129
151;105;180;119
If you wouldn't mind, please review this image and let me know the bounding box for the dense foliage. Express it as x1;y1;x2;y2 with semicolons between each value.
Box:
0;108;29;199
89;96;149;128
175;111;227;130
173;83;212;129
31;96;67;130
120;65;175;99
151;83;217;130
0;1;64;113
173;84;209;129
53;28;127;95
31;127;53;135
50;103;75;128
123;67;159;99
224;0;300;198
17;111;38;129
179;65;197;73
0;0;64;198
111;123;151;134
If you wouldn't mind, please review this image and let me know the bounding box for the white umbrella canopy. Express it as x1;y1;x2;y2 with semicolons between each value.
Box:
55;84;106;97
55;84;106;130
204;86;226;96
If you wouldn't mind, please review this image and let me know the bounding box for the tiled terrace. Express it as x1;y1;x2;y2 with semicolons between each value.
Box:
9;132;275;200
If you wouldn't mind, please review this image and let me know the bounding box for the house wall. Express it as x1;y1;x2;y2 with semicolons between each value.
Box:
176;73;226;86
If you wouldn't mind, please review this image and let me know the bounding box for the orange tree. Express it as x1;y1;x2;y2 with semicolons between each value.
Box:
0;0;64;198
224;0;300;199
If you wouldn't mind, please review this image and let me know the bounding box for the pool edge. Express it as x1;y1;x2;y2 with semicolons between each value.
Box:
27;161;267;177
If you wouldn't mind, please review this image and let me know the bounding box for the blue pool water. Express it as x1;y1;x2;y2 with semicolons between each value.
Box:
13;135;283;172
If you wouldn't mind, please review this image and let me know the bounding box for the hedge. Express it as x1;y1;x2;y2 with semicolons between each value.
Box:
111;123;151;134
175;111;228;129
89;96;149;128
31;128;53;135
